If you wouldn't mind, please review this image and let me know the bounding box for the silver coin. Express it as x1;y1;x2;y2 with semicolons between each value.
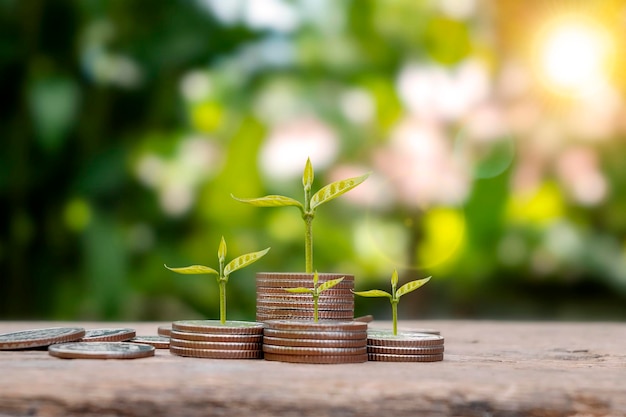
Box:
48;342;155;359
0;327;85;350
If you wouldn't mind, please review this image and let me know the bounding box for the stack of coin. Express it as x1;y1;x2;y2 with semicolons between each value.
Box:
256;273;354;322
366;330;444;362
263;320;368;364
169;320;264;359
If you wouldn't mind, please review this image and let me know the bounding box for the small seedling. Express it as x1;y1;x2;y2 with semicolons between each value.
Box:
165;236;270;324
353;269;431;335
232;158;369;273
283;271;345;322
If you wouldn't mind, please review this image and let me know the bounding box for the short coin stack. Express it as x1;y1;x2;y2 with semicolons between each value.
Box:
169;320;264;359
263;320;368;364
256;273;354;322
366;330;444;362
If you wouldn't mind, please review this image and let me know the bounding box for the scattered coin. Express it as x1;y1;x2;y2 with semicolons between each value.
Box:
354;315;374;323
263;344;367;356
0;327;85;350
48;342;155;359
265;320;367;332
170;338;261;351
263;328;367;340
172;320;264;334
169;346;262;359
263;352;368;364
81;328;136;342
130;336;170;349
367;353;444;362
170;330;263;343
367;345;444;355
157;325;171;337
263;336;366;348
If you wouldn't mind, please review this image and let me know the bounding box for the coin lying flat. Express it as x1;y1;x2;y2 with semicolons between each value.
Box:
172;320;264;334
367;330;444;347
130;336;170;349
367;353;444;362
157;326;172;337
257;312;354;321
170;330;263;343
263;344;367;356
257;272;353;280
256;300;354;309
263;328;367;340
263;352;368;364
48;342;155;359
256;280;354;289
170;338;261;351
263;336;366;348
265;320;367;332
0;327;86;350
257;288;351;297
367;345;444;355
169;346;262;359
81;328;136;342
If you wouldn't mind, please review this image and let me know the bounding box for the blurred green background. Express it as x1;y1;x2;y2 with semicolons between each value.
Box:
1;0;626;321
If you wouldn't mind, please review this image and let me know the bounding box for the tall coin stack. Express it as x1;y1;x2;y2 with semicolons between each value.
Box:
169;320;264;359
256;273;354;322
366;330;444;362
262;320;368;364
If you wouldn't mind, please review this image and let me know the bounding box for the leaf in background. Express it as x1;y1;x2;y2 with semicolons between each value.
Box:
396;277;431;298
310;172;370;210
352;289;392;298
224;247;270;276
318;277;344;293
303;157;314;189
231;194;303;210
164;264;219;275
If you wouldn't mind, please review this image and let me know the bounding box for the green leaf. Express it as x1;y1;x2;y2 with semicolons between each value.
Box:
310;172;370;210
303;157;314;189
231;194;303;210
352;289;392;298
390;269;398;286
317;277;344;293
396;277;431;298
284;287;313;294
164;264;219;275
224;247;271;276
218;236;227;262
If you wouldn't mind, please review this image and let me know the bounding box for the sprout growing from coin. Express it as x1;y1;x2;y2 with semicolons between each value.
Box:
353;269;431;335
283;271;345;322
165;236;270;325
232;158;369;274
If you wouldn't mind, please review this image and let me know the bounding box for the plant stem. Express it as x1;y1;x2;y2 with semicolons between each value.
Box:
219;280;226;324
304;215;313;273
391;300;398;335
313;293;319;322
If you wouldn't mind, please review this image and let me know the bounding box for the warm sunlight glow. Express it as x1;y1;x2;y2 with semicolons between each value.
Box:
534;16;614;97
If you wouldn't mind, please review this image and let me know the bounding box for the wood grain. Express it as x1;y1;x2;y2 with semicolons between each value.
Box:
0;320;624;417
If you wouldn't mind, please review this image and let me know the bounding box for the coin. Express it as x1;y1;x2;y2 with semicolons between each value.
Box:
257;272;353;280
0;327;86;350
169;346;262;359
170;338;261;351
367;353;444;362
263;328;367;340
256;312;354;321
170;330;263;343
257;293;354;302
257;306;353;314
172;320;264;334
48;342;155;359
81;328;136;342
256;300;354;309
157;325;171;337
130;336;170;349
265;320;367;332
367;330;444;347
367;345;444;355
263;352;368;364
256;280;354;289
257;288;352;297
263;336;366;348
263;344;366;356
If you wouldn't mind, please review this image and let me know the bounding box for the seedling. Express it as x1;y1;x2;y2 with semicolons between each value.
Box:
283;271;345;322
165;236;270;324
232;158;369;273
353;269;431;335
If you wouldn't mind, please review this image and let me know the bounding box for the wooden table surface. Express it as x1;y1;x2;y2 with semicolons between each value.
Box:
0;320;624;417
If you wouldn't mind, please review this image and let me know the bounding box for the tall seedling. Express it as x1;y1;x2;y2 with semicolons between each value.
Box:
232;158;369;273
